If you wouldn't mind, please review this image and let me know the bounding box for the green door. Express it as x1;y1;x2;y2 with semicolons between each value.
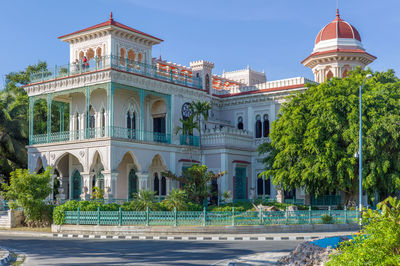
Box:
128;169;138;199
234;167;247;200
72;170;81;200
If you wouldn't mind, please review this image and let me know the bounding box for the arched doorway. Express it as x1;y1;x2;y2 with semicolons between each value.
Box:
72;169;82;200
128;168;138;199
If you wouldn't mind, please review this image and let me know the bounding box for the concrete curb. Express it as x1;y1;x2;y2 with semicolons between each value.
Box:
51;233;319;241
0;248;11;265
0;229;356;242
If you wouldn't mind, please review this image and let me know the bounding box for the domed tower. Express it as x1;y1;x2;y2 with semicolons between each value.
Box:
302;9;376;83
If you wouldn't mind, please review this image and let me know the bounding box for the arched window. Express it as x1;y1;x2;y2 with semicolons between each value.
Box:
138;53;143;63
120;48;126;66
87;48;95;60
257;177;263;196
79;51;84;60
72;170;82;200
342;69;349;78
263;114;269;137
161;176;166;196
75;112;79;130
154;173;159;196
89;105;95;129
257;173;271;197
127;111;131;129
255;115;262;138
326;70;333;80
127;50;136;68
237;116;244;130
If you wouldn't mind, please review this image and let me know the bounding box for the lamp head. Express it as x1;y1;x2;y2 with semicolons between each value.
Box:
366;74;373;79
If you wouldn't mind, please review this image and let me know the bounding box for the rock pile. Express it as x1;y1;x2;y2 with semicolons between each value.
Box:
278;241;332;265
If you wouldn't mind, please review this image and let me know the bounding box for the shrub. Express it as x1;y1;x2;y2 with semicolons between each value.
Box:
163;189;188;211
2;168;52;226
327;196;400;265
321;214;334;224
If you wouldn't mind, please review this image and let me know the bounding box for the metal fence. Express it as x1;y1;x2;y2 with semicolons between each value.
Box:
63;207;359;226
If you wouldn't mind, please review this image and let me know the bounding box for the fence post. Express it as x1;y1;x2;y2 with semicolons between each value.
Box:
174;207;177;227
328;206;331;217
119;207;122;226
344;206;348;224
259;207;263;225
308;206;312;224
232;207;235;226
77;207;80;225
203;207;206;227
146;207;149;226
285;207;288;225
97;207;100;226
356;206;359;222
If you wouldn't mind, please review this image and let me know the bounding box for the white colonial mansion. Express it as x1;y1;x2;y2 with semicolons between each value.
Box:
24;10;375;203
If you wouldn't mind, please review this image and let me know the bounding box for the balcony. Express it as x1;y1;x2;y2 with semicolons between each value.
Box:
28;55;203;90
30;127;171;145
179;135;200;147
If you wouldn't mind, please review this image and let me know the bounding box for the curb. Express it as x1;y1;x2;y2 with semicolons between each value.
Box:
53;233;318;241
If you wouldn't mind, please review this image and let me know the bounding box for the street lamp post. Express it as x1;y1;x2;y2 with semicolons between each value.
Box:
359;73;372;225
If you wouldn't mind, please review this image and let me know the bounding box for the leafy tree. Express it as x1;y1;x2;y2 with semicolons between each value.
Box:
1;167;52;224
163;164;225;204
259;68;400;205
328;196;400;265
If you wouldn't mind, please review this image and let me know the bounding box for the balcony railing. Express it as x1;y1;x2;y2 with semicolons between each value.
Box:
30;127;171;145
179;135;200;147
29;55;203;89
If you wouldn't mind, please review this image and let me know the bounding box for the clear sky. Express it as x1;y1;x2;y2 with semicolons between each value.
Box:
1;0;399;87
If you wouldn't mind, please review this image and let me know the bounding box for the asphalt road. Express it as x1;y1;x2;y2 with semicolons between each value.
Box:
0;235;300;265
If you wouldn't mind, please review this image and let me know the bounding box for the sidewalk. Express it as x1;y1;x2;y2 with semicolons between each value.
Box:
0;229;356;241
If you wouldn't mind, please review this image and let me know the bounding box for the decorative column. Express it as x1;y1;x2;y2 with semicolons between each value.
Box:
102;171;118;200
29;97;34;145
139;89;146;140
137;172;149;191
46;93;52;143
107;82;114;137
85;87;90;139
166;94;171;143
81;173;91;200
59;103;65;132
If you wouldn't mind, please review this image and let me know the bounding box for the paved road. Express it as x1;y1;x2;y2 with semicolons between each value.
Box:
0;235;300;265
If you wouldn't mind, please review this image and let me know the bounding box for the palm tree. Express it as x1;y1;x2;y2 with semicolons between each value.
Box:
190;101;211;162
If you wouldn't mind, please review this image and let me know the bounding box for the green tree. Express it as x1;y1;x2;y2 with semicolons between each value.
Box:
259;68;400;205
163;164;225;204
129;189;159;211
1;167;52;223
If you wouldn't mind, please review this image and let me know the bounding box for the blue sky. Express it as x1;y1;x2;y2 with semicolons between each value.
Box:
1;0;399;87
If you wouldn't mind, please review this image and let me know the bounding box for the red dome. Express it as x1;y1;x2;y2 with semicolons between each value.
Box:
315;10;361;44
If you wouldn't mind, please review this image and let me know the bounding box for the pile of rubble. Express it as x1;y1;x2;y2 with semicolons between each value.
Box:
278;241;333;265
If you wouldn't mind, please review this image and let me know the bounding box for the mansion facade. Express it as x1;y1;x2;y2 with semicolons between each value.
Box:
24;11;375;203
